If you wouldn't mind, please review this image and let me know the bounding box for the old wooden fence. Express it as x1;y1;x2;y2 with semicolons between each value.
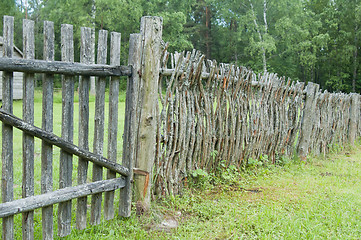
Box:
154;50;361;195
0;13;360;238
0;15;163;239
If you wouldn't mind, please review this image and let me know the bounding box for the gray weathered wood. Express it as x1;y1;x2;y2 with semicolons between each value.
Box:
41;20;54;240
2;15;14;240
91;29;107;225
76;27;94;230
0;178;125;218
58;24;74;237
0;57;131;77
134;16;163;209
119;33;141;217
22;18;35;240
0;109;130;176
349;94;359;144
298;82;319;161
104;32;121;220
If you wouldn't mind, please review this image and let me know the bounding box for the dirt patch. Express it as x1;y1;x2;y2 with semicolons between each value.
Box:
143;210;182;233
320;172;333;177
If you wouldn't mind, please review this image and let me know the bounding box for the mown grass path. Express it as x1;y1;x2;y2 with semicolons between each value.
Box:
67;145;361;239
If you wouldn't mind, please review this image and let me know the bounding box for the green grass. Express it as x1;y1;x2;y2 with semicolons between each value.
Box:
60;144;361;240
1;90;361;239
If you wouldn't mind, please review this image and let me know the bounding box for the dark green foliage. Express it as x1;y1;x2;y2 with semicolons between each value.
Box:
1;0;361;93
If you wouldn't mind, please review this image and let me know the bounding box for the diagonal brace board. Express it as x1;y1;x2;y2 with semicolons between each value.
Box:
0;177;125;218
0;110;129;177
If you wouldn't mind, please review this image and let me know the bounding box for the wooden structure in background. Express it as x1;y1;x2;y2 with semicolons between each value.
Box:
0;36;23;100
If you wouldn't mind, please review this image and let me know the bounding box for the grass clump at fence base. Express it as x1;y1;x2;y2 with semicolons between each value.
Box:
61;143;361;239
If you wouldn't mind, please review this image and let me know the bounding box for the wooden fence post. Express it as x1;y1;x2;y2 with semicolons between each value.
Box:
298;82;319;161
133;16;163;211
349;93;360;144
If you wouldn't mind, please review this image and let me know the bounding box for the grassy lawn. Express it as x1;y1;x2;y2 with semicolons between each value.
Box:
65;144;361;240
1;91;361;239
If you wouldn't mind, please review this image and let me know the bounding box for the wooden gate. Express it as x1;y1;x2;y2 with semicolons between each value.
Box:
0;16;134;239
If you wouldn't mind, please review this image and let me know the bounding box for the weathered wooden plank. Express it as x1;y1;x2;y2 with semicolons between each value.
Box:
134;16;163;209
298;82;319;161
0;57;131;77
22;18;35;240
91;29;107;226
0;110;130;176
41;20;54;240
0;178;125;218
76;27;94;230
104;32;121;220
58;24;74;237
349;93;359;144
2;15;14;240
120;33;143;209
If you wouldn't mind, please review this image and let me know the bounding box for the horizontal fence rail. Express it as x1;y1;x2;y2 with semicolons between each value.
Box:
0;57;132;76
0;178;125;218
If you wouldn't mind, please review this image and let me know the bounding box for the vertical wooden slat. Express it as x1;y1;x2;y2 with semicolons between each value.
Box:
58;24;74;237
2;15;14;240
76;27;94;230
349;93;359;144
41;20;54;240
90;30;107;225
104;32;121;220
297;82;319;161
119;33;142;217
22;18;35;240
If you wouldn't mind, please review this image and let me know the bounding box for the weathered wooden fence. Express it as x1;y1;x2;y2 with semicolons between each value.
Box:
0;13;360;238
154;50;361;195
0;15;152;239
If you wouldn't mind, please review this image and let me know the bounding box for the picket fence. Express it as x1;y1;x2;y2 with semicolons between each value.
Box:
0;15;163;239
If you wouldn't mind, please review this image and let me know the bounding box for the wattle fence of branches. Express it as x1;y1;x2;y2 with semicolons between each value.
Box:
154;49;361;195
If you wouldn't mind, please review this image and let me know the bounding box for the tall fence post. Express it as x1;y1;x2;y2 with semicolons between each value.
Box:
298;82;319;161
133;16;163;211
349;93;360;144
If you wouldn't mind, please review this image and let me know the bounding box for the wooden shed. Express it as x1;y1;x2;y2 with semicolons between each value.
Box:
0;36;23;100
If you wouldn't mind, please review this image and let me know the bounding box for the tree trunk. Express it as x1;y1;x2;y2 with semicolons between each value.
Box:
352;24;358;92
249;0;267;72
205;6;211;59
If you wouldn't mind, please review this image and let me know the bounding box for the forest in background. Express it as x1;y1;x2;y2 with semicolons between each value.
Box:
1;0;361;93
